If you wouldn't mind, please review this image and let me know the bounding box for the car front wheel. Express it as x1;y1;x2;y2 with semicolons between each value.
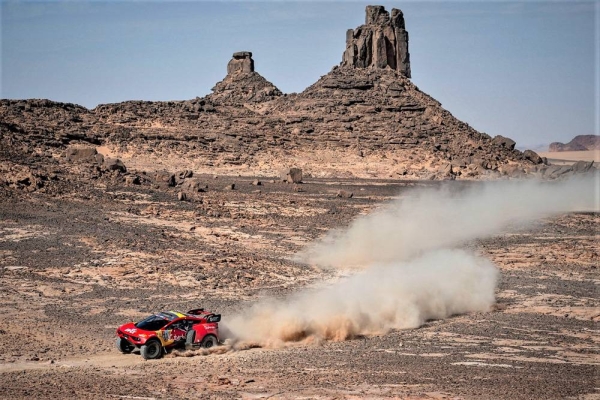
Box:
140;340;162;360
116;337;134;354
201;335;217;349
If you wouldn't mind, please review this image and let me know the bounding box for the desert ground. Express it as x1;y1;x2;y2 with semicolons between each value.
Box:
538;150;600;166
0;175;598;400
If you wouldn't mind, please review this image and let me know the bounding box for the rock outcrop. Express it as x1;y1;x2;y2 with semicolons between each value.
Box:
549;135;600;152
1;5;563;186
210;52;282;105
227;51;255;75
342;5;411;77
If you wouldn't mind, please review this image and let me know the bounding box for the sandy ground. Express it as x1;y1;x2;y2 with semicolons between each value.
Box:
538;150;600;165
0;177;598;399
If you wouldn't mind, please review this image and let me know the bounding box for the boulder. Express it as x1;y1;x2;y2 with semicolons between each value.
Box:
281;168;302;184
181;178;206;192
65;146;103;164
523;150;543;164
125;175;140;185
544;165;573;178
492;135;516;150
103;158;126;173
500;164;524;177
178;170;193;179
571;160;594;173
336;190;354;198
154;171;176;187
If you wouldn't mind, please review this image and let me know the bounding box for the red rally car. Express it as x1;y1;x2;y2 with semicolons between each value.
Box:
116;309;221;359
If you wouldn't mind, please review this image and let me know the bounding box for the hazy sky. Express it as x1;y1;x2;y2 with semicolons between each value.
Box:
1;1;598;149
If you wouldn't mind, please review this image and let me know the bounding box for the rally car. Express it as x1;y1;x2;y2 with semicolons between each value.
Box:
116;309;221;359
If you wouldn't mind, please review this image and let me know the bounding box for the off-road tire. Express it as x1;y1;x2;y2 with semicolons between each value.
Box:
140;340;162;360
201;335;217;349
116;337;134;354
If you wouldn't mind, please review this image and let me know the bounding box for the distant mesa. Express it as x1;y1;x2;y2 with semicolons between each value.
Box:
549;135;600;152
342;5;411;77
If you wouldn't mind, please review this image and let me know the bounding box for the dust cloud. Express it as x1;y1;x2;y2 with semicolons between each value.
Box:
299;176;599;269
222;176;598;346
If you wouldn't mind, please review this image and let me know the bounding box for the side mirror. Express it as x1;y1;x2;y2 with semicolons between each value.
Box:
207;314;221;323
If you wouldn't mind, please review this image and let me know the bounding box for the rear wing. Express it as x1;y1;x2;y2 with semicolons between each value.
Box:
207;314;221;323
187;308;221;323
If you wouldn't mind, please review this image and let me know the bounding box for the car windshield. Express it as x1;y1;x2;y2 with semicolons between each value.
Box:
135;314;170;331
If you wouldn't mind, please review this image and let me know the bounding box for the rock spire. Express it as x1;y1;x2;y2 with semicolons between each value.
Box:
342;5;411;77
227;51;254;75
210;51;282;104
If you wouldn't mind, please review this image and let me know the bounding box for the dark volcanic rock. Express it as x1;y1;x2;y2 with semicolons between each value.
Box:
342;6;411;77
0;5;544;184
523;149;543;164
492;135;517;150
66;146;103;164
103;158;126;173
227;51;254;75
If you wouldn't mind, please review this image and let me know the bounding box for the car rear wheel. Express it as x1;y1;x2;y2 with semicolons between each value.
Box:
140;340;162;360
116;337;134;354
201;335;217;349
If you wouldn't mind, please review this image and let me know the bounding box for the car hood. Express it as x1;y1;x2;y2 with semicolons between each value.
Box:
118;322;154;337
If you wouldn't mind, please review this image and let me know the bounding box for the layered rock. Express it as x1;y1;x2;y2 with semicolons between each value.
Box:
342;6;411;77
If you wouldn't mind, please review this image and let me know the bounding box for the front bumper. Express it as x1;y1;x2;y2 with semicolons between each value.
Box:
117;330;143;346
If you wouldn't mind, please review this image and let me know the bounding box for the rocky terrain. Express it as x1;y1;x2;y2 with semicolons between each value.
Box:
1;5;566;191
549;135;600;152
0;175;598;399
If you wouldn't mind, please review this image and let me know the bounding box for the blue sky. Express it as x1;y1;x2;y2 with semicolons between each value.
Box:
1;1;598;149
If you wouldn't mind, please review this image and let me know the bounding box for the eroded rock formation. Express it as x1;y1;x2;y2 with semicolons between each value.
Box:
1;4;567;189
210;52;282;105
227;51;254;75
342;5;410;77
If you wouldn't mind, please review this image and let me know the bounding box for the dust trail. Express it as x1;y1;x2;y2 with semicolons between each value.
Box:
298;175;599;269
221;175;598;346
222;249;497;345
